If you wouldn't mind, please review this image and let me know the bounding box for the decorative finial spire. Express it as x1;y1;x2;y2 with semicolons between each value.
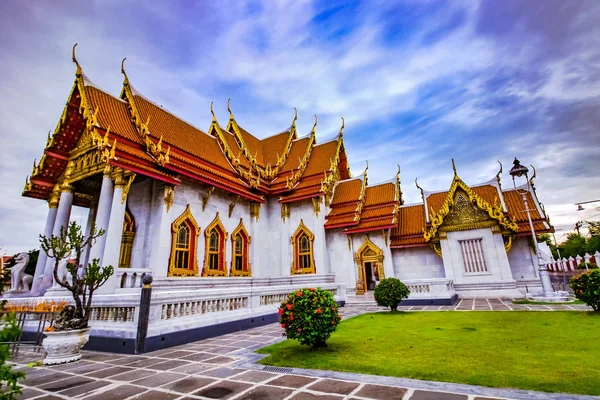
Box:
396;164;401;180
210;101;216;123
452;158;457;177
415;177;424;201
339;117;344;136
496;161;503;183
227;98;234;121
120;57;130;83
311;114;318;134
72;43;82;75
292;107;298;128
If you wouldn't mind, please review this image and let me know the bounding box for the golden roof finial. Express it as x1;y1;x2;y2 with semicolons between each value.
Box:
227;98;234;121
452;158;457;177
415;177;425;201
292;107;298;128
311;114;318;134
121;57;130;84
396;164;401;181
72;43;82;76
362;160;368;178
529;164;536;186
210;101;216;123
339;117;345;137
496;160;503;183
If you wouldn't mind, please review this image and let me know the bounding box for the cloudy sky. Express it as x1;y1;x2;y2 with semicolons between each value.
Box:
1;0;599;255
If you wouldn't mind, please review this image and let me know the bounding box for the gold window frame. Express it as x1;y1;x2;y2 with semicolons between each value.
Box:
202;213;228;277
168;204;200;277
230;219;251;277
291;219;316;275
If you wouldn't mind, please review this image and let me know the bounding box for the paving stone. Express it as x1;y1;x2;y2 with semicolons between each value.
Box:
148;359;192;371
39;375;94;392
23;371;72;386
236;385;294;399
180;352;216;362
473;397;506;400
206;346;242;355
306;379;360;395
204;356;237;364
200;367;246;379
171;363;214;374
410;390;468;400
33;396;64;400
20;367;56;380
82;352;125;362
45;360;95;371
193;380;253;399
106;355;147;364
16;387;45;399
86;366;135;378
267;374;317;388
124;357;167;368
132;371;186;386
129;390;180;400
354;384;407;400
289;393;343;399
159;350;198;358
57;379;111;397
161;376;217;393
83;384;142;400
232;370;278;383
111;368;158;381
61;361;112;374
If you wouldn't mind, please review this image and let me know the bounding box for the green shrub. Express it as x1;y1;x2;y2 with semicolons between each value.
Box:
279;287;341;349
374;278;410;311
570;269;600;311
0;313;25;399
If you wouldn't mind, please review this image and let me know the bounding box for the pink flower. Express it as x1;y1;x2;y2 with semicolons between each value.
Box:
286;303;293;310
316;308;322;314
278;308;284;316
281;323;286;328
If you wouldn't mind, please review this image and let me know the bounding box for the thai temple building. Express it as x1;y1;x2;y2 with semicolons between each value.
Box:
14;47;554;350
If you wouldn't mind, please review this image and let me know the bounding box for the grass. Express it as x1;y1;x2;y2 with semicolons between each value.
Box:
257;312;600;395
512;299;584;305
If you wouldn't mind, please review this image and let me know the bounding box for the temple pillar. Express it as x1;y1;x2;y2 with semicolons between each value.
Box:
88;171;114;265
31;197;59;294
81;203;97;267
39;184;74;295
98;172;128;294
148;184;175;279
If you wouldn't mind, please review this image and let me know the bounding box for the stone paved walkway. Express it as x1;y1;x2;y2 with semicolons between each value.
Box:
13;300;595;400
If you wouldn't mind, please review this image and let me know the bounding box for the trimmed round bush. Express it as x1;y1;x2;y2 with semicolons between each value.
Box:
374;278;410;311
279;287;341;348
570;269;600;311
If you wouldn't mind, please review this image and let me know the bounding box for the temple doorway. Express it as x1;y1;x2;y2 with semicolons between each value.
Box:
354;236;384;295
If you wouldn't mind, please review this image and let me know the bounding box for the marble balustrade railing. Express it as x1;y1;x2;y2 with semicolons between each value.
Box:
545;251;600;272
402;278;455;298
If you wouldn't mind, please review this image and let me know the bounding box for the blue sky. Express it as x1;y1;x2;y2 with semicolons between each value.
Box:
1;0;599;254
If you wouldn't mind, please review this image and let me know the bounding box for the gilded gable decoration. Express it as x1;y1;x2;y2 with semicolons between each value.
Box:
168;204;200;277
281;203;290;222
250;202;261;222
202;187;215;211
163;185;175;212
312;197;321;217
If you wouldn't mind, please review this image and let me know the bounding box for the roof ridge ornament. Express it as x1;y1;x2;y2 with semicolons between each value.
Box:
339;117;344;137
496;160;503;186
415;177;425;202
292;107;298;129
210;101;216;123
452;158;457;178
529;164;536;186
72;43;82;76
227;98;234;122
311;115;318;134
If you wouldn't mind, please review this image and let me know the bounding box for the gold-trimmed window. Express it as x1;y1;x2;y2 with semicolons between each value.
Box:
118;209;136;268
230;219;251;276
168;205;200;277
203;213;228;277
291;219;316;274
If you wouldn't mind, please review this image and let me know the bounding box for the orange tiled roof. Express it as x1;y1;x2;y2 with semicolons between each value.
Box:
324;178;363;228
85;86;140;143
330;178;362;205
390;204;427;247
502;189;543;221
344;182;397;233
261;131;292;166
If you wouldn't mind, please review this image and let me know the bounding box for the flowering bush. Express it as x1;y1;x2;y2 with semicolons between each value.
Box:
374;278;410;311
278;287;341;348
570;269;600;311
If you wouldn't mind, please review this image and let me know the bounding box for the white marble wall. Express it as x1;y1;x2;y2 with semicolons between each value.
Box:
392;246;445;280
441;228;514;285
507;236;539;281
325;228;356;289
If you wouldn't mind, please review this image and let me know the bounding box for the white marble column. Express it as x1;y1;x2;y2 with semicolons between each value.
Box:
81;203;97;267
39;185;74;295
148;184;175;279
88;173;114;265
97;174;127;294
31;198;59;294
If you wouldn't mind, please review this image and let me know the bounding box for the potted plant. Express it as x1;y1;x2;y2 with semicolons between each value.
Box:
39;221;113;364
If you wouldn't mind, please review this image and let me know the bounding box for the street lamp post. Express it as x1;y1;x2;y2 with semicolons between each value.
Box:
509;158;555;297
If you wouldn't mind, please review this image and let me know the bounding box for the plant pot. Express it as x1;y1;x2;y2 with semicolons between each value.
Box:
42;328;90;365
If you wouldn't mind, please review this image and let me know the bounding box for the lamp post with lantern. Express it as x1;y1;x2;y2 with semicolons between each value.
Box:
509;158;555;297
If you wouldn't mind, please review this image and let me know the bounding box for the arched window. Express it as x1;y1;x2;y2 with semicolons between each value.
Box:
231;219;251;276
118;209;136;268
203;213;228;276
168;205;200;277
291;220;316;274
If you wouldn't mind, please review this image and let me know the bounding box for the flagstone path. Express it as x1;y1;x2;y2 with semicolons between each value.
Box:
14;299;594;400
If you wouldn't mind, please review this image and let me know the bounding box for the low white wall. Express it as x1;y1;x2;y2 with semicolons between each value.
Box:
392;246;445;280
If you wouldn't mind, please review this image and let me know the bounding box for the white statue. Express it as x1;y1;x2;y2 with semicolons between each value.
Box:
55;252;72;287
10;252;32;291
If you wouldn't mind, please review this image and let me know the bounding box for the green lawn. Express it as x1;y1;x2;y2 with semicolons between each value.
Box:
257;312;600;395
511;299;584;305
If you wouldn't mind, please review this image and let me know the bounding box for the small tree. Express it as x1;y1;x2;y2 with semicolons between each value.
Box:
570;269;600;312
0;313;25;399
279;288;341;349
39;222;114;330
374;278;410;311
